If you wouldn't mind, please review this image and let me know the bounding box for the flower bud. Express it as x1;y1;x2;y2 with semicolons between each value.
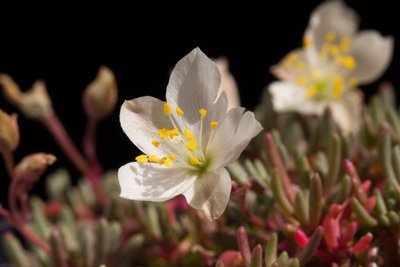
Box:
14;153;56;184
0;109;19;154
83;66;118;120
0;74;53;120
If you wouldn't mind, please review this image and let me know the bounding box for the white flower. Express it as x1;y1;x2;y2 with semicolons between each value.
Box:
269;0;393;134
118;48;262;220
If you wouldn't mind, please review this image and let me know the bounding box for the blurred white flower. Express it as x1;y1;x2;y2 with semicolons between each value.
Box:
118;48;262;220
269;0;393;134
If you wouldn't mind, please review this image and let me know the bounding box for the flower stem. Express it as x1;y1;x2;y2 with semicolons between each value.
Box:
83;119;102;178
42;113;89;175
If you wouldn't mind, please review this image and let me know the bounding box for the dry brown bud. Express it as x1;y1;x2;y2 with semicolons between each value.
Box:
0;109;19;154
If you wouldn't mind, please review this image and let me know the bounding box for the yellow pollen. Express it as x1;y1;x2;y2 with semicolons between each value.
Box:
151;140;160;148
210;121;219;129
199;108;207;118
189;156;200;166
183;128;194;141
325;32;336;42
167;128;179;139
328;45;339;56
303;36;313;48
158;128;168;140
163;102;172;115
333;76;344;99
186;140;197;152
158;157;166;165
135;155;148;163
176;107;184;116
336;56;356;70
349;78;358;88
296;76;308;86
148;155;159;163
168;154;176;160
340;36;350;52
164;158;173;167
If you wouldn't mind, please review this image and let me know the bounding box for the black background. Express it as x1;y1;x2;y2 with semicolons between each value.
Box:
0;1;398;205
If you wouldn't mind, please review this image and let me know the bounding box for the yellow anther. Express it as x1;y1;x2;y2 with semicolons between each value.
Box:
167;128;179;139
309;68;318;78
176;107;184;116
305;86;318;97
158;128;168;140
336;56;356;70
340;36;350;52
135;155;148;163
148;155;159;163
210;121;219;129
325;32;336;42
333;76;344;99
328;45;339;56
183;128;194;141
168;154;176;160
163;102;172;115
295;62;305;71
349;78;358;88
287;52;298;61
296;76;308;86
186;140;197;152
151;140;160;148
164;159;173;167
189;156;200;166
303;36;313;48
199;108;207;118
158;157;166;165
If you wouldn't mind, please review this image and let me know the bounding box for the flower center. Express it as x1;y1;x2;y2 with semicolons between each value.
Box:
284;32;358;101
134;103;219;171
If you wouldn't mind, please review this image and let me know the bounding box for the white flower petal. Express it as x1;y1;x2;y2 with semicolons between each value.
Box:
329;90;363;135
271;49;315;81
120;96;173;156
183;168;231;220
207;109;263;169
349;31;394;84
166;47;225;124
306;0;359;49
269;81;328;115
118;162;197;201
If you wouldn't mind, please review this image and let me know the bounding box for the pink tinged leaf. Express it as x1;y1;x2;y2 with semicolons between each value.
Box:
323;218;340;249
294;230;309;248
350;233;373;254
237;226;251;266
343;221;358;244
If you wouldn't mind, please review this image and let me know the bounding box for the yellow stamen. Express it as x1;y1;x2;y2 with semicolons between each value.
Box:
336;56;356;70
333;76;344;99
303;36;313;48
176;107;184;116
296;76;308;86
135;155;148;163
159;157;166;165
349;78;358;88
199;108;207;118
148;155;159;163
168;154;176;160
164;102;172;115
183;128;194;141
325;32;336;42
186;140;197;152
210;121;219;129
305;86;318;97
340;36;350;52
151;140;160;148
158;128;168;140
189;156;200;166
295;62;305;71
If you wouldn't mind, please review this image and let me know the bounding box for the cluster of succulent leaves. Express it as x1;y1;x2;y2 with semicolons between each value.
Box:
2;82;400;267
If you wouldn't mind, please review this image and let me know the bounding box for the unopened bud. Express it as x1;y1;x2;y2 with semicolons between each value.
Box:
0;74;53;120
0;109;19;154
83;66;118;120
15;153;56;183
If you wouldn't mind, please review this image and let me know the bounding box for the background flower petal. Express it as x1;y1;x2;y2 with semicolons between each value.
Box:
349;31;394;84
305;0;359;49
